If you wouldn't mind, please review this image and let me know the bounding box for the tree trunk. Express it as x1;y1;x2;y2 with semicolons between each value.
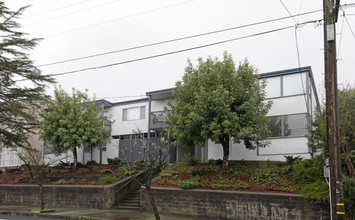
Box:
221;136;230;170
73;147;78;170
145;183;160;220
39;183;45;210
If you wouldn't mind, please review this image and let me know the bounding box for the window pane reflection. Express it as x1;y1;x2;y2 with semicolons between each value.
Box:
265;76;281;98
283;114;307;137
283;73;307;96
269;116;281;137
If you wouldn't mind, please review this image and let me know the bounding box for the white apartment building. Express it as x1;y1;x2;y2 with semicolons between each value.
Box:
68;66;319;164
0;66;319;168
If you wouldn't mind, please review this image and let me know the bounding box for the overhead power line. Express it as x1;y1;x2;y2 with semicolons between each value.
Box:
38;8;323;68
344;13;355;38
42;0;197;38
280;0;298;24
41;19;322;79
24;0;93;19
25;0;121;26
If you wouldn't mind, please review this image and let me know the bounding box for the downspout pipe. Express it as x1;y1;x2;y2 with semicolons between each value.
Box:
147;95;152;162
99;102;104;164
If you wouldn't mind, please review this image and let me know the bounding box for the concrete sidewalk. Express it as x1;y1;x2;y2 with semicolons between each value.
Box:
0;205;209;220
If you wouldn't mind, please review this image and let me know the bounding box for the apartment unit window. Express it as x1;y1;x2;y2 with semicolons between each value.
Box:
264;72;307;99
122;106;145;121
283;73;307;96
10;150;18;166
269;116;282;137
264;76;281;98
268;113;307;138
44;141;54;154
103;118;112;136
3;149;10;166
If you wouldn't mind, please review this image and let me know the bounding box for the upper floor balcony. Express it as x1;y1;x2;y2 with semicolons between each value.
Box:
150;111;167;130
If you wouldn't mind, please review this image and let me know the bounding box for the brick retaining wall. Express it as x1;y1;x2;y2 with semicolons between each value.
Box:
140;187;330;219
0;175;140;209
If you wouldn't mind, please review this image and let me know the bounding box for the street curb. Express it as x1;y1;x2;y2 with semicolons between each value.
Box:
0;209;105;220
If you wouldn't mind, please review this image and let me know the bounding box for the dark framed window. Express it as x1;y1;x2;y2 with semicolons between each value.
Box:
283;114;307;137
268;116;282;137
268;113;307;138
263;72;308;99
122;106;145;121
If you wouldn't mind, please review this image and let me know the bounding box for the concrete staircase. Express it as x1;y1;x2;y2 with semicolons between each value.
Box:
115;190;140;210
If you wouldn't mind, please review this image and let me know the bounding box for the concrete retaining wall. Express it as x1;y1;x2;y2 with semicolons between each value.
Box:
0;175;140;209
140;187;330;219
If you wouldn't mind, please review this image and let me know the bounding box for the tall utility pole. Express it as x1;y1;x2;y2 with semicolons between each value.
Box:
323;0;345;219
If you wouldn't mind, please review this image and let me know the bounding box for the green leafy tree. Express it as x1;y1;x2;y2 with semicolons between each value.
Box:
338;87;355;178
39;87;110;169
166;52;271;170
307;105;327;154
0;2;54;149
308;86;355;177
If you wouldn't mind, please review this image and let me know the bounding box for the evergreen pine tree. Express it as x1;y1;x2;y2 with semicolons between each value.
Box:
0;2;54;149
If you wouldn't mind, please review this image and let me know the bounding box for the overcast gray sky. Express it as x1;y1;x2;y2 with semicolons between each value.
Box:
7;0;355;102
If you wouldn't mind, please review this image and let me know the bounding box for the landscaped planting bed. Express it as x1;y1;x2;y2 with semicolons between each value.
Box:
153;159;297;193
0;162;140;185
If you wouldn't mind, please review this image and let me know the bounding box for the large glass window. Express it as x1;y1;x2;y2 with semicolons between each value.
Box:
283;114;307;137
10;150;18;166
268;113;307;138
263;72;308;98
265;76;281;98
122;106;145;121
283;73;307;96
3;149;9;166
269;116;282;137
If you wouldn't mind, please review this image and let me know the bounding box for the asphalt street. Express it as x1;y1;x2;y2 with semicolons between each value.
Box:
0;215;57;220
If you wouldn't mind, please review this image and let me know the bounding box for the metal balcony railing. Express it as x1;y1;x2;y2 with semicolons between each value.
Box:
150;111;167;129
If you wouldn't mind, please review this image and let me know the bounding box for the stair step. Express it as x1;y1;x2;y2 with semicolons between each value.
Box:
116;205;140;210
114;187;141;210
121;201;139;204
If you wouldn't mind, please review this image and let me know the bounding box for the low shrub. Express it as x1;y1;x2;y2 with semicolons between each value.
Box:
99;176;118;185
49;169;60;174
284;155;303;164
210;176;232;189
207;159;223;165
116;166;137;175
55;179;67;185
134;159;146;168
175;155;201;167
86;160;97;165
159;169;175;177
92;166;102;173
101;169;113;175
70;162;82;168
179;177;202;190
343;174;355;220
67;178;76;184
107;157;121;165
292;156;328;203
77;168;90;175
189;166;220;176
61;170;69;174
183;155;201;166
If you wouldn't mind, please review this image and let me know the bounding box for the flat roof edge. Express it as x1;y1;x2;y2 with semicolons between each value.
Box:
259;66;311;77
146;88;173;95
